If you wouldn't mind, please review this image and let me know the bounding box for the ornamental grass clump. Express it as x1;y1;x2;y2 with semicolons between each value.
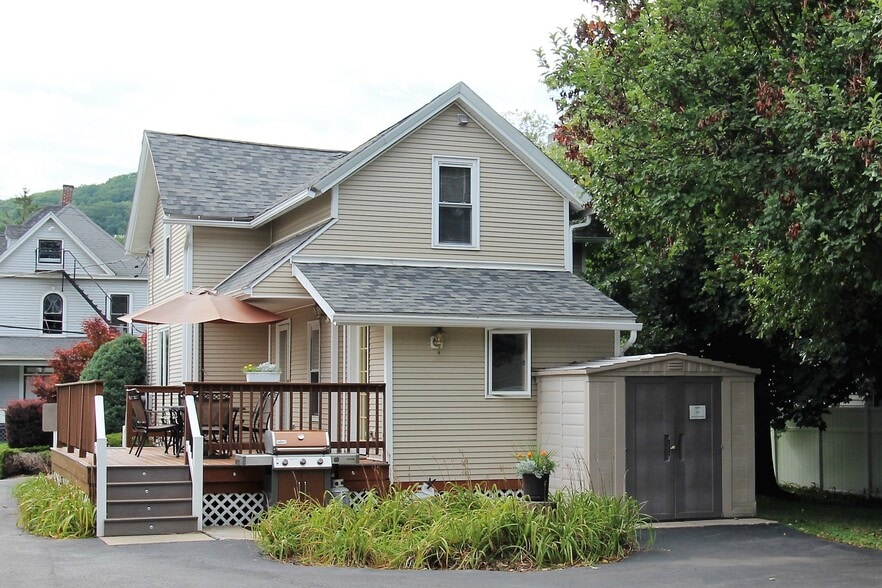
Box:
254;484;649;570
12;474;96;538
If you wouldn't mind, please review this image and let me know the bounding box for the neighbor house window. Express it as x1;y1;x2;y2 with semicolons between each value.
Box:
486;330;531;398
42;293;63;334
37;239;62;264
432;156;479;248
109;294;130;328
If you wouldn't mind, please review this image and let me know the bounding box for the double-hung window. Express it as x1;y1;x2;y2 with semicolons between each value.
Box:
486;330;531;398
38;239;62;264
433;156;479;248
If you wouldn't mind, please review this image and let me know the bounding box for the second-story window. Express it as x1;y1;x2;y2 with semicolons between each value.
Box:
433;156;479;248
38;239;62;264
109;294;130;328
42;293;63;334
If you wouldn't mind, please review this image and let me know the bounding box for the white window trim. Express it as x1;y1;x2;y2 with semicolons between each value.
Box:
158;327;170;386
485;329;532;398
41;291;66;335
163;225;171;279
37;238;63;264
108;293;131;330
432;155;480;249
276;320;291;382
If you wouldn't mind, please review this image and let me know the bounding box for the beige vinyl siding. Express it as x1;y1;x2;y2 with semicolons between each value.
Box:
192;226;270;287
531;329;616;369
251;264;311;298
369;326;384;383
202;322;270;381
146;201;188;384
271;193;332;243
303;104;566;267
391;326;536;483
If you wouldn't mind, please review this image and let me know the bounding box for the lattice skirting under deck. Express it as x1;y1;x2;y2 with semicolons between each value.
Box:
203;492;267;527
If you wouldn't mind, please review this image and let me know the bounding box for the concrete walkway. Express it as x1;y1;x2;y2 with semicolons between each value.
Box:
4;477;882;587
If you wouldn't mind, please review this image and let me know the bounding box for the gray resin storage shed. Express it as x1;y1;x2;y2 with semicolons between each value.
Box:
534;353;758;520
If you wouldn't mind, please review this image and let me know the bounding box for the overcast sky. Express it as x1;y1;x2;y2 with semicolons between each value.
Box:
0;0;593;200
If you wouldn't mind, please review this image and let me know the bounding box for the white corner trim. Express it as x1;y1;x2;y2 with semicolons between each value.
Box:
291;264;335;320
384;325;394;479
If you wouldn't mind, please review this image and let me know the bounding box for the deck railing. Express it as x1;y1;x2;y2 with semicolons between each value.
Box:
56;380;103;460
127;382;386;460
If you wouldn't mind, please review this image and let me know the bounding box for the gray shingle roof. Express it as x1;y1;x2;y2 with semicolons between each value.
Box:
295;263;636;324
216;223;330;293
1;205;144;277
145;132;348;220
0;336;86;361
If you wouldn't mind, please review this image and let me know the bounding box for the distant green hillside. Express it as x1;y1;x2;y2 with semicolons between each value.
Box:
0;173;136;237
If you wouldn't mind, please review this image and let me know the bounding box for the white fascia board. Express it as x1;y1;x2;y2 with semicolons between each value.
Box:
291;264;336;320
289;254;564;272
125;134;156;255
250;188;317;227
330;313;642;331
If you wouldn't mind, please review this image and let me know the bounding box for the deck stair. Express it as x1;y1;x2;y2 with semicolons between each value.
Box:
103;463;197;536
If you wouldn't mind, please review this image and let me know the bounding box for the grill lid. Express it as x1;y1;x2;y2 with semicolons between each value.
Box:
265;430;330;454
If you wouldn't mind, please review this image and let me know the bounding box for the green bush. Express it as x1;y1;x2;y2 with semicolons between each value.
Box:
5;399;52;448
81;334;146;435
254;486;650;570
12;474;95;538
106;432;122;447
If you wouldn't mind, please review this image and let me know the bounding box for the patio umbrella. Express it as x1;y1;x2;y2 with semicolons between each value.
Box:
119;288;283;326
120;288;283;379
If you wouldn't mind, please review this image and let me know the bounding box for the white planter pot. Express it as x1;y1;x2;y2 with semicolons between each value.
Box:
245;372;281;382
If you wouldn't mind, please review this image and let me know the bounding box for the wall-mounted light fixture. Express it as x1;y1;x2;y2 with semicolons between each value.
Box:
457;113;469;126
429;327;445;353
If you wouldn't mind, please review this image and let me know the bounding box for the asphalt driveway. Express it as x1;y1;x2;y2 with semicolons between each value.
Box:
4;477;882;587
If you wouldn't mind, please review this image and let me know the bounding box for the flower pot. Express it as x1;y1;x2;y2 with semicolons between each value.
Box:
521;473;549;501
245;371;281;382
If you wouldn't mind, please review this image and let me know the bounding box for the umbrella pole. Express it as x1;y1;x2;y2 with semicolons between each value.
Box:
200;323;205;381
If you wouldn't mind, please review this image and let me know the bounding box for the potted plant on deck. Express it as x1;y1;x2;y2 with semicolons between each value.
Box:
243;362;281;382
515;448;556;501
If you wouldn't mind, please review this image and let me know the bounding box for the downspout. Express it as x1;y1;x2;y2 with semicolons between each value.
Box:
621;330;638;354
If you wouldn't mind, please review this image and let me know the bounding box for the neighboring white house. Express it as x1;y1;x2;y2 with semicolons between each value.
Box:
0;186;148;417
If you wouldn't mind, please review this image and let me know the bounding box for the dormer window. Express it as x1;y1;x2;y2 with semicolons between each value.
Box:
38;239;62;264
432;156;479;249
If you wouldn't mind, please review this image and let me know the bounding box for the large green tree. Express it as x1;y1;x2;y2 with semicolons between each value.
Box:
543;0;882;423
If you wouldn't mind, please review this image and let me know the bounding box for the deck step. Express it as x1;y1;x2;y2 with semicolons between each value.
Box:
107;464;190;483
107;480;192;501
107;497;193;519
103;515;198;537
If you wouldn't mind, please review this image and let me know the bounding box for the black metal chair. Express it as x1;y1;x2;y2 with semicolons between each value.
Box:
128;390;178;457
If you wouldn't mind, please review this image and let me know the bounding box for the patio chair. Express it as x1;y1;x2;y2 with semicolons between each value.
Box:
197;391;234;457
128;390;178;457
236;390;279;447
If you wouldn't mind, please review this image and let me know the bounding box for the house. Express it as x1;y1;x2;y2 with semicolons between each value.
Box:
107;82;756;527
0;186;148;422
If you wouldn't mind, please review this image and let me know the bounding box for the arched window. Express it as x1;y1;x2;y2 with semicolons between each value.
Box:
42;293;63;334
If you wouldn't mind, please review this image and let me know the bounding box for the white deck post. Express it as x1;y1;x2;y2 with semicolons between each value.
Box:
94;395;107;538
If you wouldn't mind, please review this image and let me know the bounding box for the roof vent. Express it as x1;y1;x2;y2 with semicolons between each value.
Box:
666;360;685;372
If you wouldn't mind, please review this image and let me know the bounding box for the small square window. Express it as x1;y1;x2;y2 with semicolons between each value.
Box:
486;330;531;398
110;294;130;327
38;239;62;264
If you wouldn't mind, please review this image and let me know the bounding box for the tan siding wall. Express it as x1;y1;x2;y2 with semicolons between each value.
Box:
391;326;536;483
303;104;566;266
202;322;269;381
192;226;270;287
728;378;756;516
288;306;317;381
532;330;615;369
271;193;332;243
251;264;311;298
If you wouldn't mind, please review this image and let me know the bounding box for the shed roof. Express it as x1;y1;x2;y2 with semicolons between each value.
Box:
293;262;640;330
534;352;760;376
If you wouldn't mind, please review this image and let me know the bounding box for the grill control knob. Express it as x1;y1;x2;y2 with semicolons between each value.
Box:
300;458;307;466
281;459;288;467
317;457;324;465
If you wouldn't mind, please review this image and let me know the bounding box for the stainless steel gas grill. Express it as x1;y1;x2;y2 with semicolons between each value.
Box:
263;430;332;504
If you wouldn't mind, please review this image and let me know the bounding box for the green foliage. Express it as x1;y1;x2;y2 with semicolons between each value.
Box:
254;486;649;569
106;432;122;447
81;335;146;435
758;485;882;550
0;444;50;479
0;173;135;236
542;0;882;427
12;475;96;538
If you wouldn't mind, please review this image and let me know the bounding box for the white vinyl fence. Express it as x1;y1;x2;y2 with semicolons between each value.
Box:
773;402;882;497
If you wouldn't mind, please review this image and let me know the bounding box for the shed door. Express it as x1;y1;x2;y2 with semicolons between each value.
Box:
626;378;722;520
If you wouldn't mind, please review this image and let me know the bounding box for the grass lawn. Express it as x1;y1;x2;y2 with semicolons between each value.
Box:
758;486;882;550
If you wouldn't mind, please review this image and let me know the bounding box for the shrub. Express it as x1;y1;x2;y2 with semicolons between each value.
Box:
5;399;52;448
12;474;95;538
81;334;146;435
254;485;651;570
106;432;122;447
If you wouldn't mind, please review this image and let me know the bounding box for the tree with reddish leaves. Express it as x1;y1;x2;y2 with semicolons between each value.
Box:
31;317;120;402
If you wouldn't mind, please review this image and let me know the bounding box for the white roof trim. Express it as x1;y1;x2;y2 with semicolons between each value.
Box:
329;313;642;330
534;352;760;376
125;134;156;255
0;212;111;275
